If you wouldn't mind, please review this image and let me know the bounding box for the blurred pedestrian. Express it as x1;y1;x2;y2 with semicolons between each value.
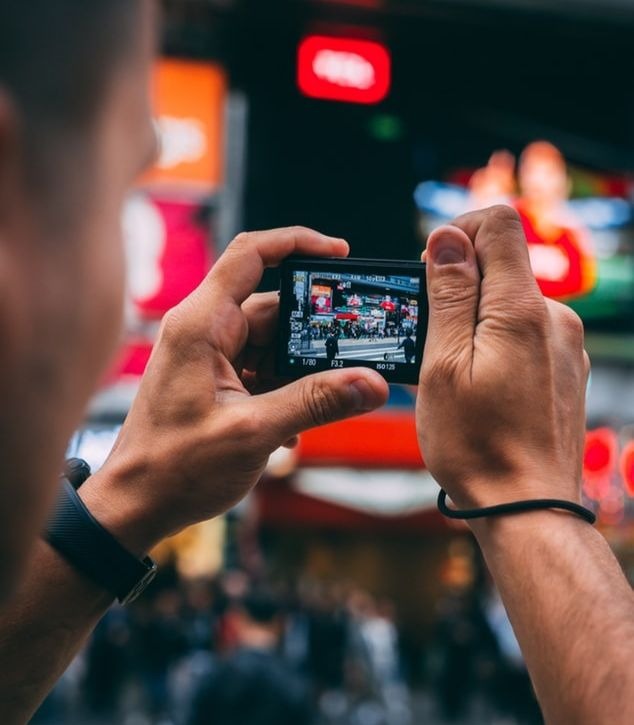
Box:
84;609;132;720
135;588;188;719
187;590;314;725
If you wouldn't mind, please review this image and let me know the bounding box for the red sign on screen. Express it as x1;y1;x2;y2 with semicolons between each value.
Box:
298;35;391;104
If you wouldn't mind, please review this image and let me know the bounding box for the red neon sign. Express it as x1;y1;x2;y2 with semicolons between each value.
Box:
298;35;391;104
584;427;618;479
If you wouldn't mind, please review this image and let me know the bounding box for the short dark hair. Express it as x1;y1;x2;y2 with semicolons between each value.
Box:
241;591;283;625
0;1;140;184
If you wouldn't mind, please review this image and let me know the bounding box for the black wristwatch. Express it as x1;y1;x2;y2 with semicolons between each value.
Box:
44;458;157;604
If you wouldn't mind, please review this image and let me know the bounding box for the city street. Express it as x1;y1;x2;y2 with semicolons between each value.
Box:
17;1;634;724
301;336;416;362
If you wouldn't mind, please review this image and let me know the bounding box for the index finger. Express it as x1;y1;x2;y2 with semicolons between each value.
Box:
206;226;349;306
450;205;542;305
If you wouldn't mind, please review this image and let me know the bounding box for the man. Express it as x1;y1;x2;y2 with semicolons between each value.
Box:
468;142;598;300
187;591;313;725
325;330;340;362
0;2;632;724
397;330;415;364
515;141;597;300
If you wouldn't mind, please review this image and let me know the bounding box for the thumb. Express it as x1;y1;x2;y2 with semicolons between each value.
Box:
254;368;389;446
423;225;481;376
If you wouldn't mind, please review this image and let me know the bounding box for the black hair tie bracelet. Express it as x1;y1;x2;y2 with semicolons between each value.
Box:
437;489;596;525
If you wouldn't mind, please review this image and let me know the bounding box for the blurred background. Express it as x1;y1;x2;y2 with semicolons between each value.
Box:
35;0;634;723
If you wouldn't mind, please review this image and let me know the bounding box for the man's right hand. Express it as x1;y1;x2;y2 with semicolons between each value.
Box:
79;227;388;555
417;205;589;510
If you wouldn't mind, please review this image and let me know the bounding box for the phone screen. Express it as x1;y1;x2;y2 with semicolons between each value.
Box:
276;257;427;385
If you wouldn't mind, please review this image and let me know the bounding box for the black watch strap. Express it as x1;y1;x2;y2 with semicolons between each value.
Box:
45;469;157;604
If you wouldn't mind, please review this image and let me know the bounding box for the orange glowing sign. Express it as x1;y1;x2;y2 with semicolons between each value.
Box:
141;59;226;192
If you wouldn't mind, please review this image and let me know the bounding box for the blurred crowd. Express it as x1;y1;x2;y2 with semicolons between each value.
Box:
32;564;542;725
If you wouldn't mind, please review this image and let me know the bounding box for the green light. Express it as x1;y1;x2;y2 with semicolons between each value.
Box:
368;114;403;142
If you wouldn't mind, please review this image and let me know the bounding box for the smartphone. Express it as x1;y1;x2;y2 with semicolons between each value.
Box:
276;257;427;385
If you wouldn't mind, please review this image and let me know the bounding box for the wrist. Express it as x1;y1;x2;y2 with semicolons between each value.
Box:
440;471;582;512
77;464;164;558
437;472;588;543
469;505;593;550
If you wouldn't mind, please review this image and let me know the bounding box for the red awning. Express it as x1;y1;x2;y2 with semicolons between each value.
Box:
257;477;451;533
298;410;424;468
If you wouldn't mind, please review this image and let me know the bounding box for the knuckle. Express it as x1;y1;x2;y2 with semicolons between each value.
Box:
285;225;315;246
429;275;479;311
501;297;549;339
547;299;584;344
486;204;522;227
481;205;526;249
231;231;250;248
288;224;310;235
223;232;252;260
558;304;585;341
583;350;591;376
160;307;184;342
303;380;341;427
217;233;251;273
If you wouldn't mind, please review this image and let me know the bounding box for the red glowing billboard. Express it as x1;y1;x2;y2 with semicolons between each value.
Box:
298;35;391;105
414;142;634;321
106;193;213;381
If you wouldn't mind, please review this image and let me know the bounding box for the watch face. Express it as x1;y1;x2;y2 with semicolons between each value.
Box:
120;559;158;605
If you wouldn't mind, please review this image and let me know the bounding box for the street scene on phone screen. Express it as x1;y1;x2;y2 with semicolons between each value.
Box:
287;270;420;366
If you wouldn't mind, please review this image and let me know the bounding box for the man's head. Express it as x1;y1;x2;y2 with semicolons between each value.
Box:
0;0;158;594
235;591;284;650
518;141;570;205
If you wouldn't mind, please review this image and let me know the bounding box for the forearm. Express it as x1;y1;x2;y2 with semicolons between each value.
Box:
472;509;634;725
0;539;112;723
0;469;158;724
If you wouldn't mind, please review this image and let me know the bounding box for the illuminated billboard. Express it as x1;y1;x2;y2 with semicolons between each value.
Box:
141;59;227;192
102;58;225;385
298;35;391;105
415;142;634;324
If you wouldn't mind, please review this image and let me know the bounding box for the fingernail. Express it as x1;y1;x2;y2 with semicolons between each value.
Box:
430;234;466;265
349;379;380;412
